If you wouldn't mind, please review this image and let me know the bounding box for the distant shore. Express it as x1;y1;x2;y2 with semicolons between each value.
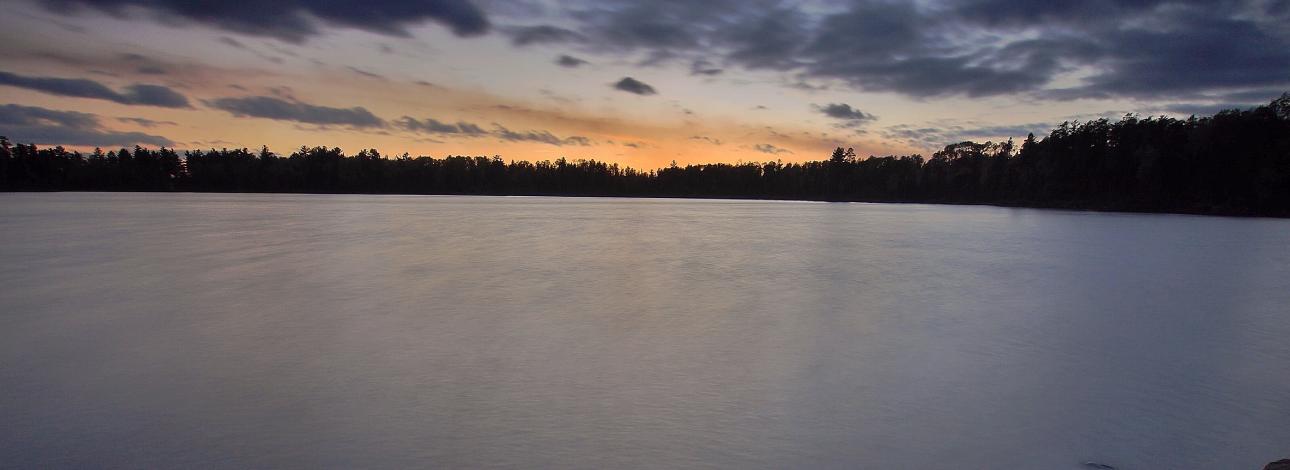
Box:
6;189;1287;219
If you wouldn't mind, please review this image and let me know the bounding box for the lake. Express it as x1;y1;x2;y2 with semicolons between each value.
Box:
2;193;1288;469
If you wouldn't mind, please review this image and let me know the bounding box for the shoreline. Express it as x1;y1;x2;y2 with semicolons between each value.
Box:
6;189;1287;219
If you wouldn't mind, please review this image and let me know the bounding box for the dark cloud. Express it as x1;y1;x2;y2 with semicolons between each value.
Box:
31;0;1285;100
116;117;176;127
533;0;807;72
347;66;387;80
396;116;488;136
949;0;1179;29
1161;102;1262;116
801;1;1058;98
753;143;791;155
689;135;722;145
121;84;190;107
206;96;385;127
517;0;1289;99
1047;8;1290;99
719;6;811;70
397;116;590;145
689;60;722;76
1;104;97;129
613;77;656;95
23;0;1288;103
216;36;286;63
815;103;877;126
493;124;592;146
564;135;592;146
0;103;173;147
0;70;190;107
505;25;587;46
41;0;490;43
555;55;588;68
0;70;119;101
1213;89;1290;103
561;1;737;52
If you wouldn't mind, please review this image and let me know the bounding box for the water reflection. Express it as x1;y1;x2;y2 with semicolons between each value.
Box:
2;193;1288;469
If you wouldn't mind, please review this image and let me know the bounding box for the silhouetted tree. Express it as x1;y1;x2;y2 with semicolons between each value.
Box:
3;94;1288;216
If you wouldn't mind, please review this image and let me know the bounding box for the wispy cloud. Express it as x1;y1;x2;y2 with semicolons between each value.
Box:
206;96;385;127
753;143;792;155
1;103;173;147
0;70;190;108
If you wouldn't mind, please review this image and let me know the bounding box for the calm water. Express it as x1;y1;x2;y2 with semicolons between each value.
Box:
2;193;1288;469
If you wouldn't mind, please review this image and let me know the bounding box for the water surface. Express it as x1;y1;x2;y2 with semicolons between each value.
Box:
2;193;1288;469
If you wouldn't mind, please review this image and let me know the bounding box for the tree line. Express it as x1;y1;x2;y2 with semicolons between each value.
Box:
3;94;1288;216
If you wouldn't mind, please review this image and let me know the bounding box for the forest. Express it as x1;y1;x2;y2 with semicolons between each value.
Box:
3;94;1288;216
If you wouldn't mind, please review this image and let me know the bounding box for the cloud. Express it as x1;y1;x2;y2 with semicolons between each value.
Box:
0;70;118;100
0;70;190;107
41;0;490;43
511;0;1289;99
206;96;385;127
1154;90;1286;116
689;135;723;145
613;77;656;95
949;0;1171;27
117;52;170;75
815;103;877;127
397;115;591;146
1044;8;1290;99
1212;89;1290;104
1160;102;1262;116
505;25;587;46
121;84;190;107
492;124;592;146
555;55;588;68
798;1;1059;98
396;116;488;136
563;135;592;146
135;65;165;75
552;1;729;52
0;103;173;147
690;60;722;76
347;66;387;80
753;143;792;155
116;117;176;128
217;36;288;64
218;36;247;49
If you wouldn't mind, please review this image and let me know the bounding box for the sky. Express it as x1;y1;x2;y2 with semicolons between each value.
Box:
0;0;1287;168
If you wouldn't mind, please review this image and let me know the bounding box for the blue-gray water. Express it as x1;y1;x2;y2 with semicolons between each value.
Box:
2;193;1288;469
